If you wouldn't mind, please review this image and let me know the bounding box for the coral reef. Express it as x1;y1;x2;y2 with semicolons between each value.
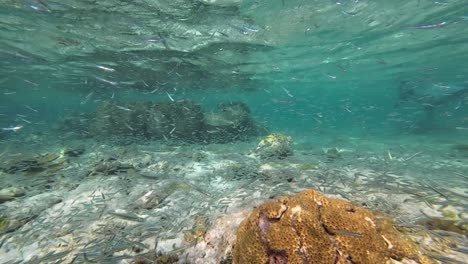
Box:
86;100;265;143
255;134;293;159
233;189;433;264
205;101;266;143
148;101;205;141
91;101;204;141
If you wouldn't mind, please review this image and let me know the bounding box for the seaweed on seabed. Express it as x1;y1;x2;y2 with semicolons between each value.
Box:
0;217;9;234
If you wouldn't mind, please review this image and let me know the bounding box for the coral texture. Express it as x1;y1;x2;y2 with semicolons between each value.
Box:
233;189;433;264
255;134;293;159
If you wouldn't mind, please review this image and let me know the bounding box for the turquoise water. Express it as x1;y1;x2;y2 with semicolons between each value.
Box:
0;1;467;263
1;0;467;138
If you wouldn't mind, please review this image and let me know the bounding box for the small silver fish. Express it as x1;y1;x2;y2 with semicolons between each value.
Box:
108;212;145;222
243;26;259;33
115;105;132;111
96;65;115;72
166;92;175;102
332;229;364;238
1;125;23;132
416;21;448;29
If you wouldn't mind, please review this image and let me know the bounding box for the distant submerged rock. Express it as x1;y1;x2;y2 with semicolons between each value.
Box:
86;100;266;143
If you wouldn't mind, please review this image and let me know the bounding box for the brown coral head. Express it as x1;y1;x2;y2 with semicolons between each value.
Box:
259;214;272;235
233;189;430;264
268;250;288;264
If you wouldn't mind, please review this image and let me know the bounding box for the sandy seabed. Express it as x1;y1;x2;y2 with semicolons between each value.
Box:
0;134;467;264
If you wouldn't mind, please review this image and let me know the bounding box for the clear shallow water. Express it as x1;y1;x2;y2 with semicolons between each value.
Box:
1;0;467;136
0;1;467;263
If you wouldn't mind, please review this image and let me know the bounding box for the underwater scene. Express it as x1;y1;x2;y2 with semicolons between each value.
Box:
0;0;467;263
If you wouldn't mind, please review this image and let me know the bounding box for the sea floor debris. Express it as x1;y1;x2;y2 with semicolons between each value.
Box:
0;135;466;263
